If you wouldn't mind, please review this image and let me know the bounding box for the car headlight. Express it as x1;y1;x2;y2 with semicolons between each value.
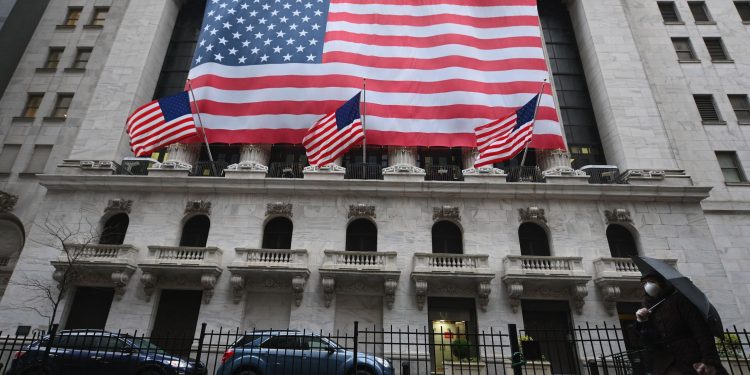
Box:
163;359;189;368
374;356;392;368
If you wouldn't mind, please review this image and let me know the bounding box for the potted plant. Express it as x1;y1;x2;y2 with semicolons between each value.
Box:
520;335;542;361
443;338;486;375
717;333;749;373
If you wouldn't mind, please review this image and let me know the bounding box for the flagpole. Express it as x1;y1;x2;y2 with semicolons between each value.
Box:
186;79;217;175
362;78;367;178
520;80;547;166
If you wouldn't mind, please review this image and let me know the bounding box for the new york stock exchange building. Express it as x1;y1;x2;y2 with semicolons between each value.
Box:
1;0;749;373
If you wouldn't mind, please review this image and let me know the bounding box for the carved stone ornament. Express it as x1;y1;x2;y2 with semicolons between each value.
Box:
384;278;398;309
322;276;335;308
201;273;218;304
433;206;460;222
518;206;546;223
461;166;506;175
477;281;492;312
414;278;428;310
571;283;589;315
105;199;133;214
185;200;211;215
304;164;346;172
111;271;134;300
266;202;293;218
348;204;376;219
599;283;622;315
140;272;158;301
227;161;268;172
230;274;245;304
623;169;666;179
0;191;19;212
382;164;426;174
505;282;524;313
80;160;116;170
292;274;308;307
151;160;192;170
604;209;632;225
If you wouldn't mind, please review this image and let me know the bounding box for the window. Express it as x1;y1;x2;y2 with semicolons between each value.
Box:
715;151;747;183
606;225;638;258
704;38;730;61
51;94;73;118
180;215;210;247
262;217;293;249
431;221;463;254
688;1;712;22
100;213;129;245
23;145;53;174
518;222;550;256
71;48;92;69
345;219;377;252
153;1;204;98
90;7;109;26
62;7;82;26
0;145;21;174
658;2;681;22
43;48;64;69
21;94;43;118
693;95;723;123
261;336;302;350
736;1;750;22
728;95;750;124
671;38;697;61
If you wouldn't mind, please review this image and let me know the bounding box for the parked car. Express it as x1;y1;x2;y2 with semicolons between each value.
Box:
6;329;206;375
215;331;393;375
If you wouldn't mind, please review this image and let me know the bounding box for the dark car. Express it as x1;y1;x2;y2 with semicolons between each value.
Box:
6;330;206;375
215;331;393;375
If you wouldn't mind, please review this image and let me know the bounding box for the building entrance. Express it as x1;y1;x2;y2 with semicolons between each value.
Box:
151;289;202;356
427;297;478;373
521;300;577;374
64;286;114;329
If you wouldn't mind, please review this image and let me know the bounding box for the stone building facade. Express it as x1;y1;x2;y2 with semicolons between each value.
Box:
0;0;749;356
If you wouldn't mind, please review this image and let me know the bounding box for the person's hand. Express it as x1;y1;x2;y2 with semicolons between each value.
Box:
636;308;650;322
693;362;716;375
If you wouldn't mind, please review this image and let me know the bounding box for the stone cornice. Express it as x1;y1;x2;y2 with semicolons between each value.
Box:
36;174;713;203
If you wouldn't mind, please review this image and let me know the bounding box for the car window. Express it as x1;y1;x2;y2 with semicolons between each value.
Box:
127;337;166;354
95;337;129;351
50;335;97;349
260;336;302;350
234;334;263;348
302;337;329;350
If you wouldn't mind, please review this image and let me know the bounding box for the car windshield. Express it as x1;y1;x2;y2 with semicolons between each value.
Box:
127;337;166;354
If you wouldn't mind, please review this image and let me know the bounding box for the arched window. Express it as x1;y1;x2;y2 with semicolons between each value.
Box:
262;217;293;249
99;213;129;245
0;217;24;260
432;221;463;254
180;215;210;247
346;219;377;252
519;222;550;256
607;224;638;258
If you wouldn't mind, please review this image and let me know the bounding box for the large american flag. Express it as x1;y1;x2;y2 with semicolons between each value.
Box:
474;94;538;167
303;92;364;166
187;0;566;149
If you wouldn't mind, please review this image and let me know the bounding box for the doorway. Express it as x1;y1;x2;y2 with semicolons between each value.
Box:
151;289;202;356
64;287;115;329
521;300;578;374
427;297;478;373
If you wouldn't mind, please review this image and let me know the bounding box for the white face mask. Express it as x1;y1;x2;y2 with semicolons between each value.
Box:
644;282;661;297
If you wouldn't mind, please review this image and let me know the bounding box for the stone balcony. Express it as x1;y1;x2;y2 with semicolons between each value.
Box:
501;255;592;314
49;244;138;299
319;250;400;308
227;248;310;305
410;253;494;311
138;246;223;303
593;257;678;313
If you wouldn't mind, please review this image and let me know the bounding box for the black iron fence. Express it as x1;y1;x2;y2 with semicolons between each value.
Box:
425;165;464;181
2;323;748;375
345;162;384;180
267;162;306;178
191;161;229;177
506;166;545;183
579;167;626;185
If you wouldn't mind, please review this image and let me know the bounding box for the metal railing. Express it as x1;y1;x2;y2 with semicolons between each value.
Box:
267;162;305;178
1;323;748;375
425;165;464;181
118;159;151;175
580;167;627;184
190;161;229;177
344;162;384;180
506;166;545;183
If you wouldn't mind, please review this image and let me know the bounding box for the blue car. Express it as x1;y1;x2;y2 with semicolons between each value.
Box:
6;330;206;375
215;331;393;375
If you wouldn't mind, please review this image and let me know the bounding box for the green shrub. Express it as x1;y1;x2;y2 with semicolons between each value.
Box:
716;333;742;359
450;338;473;361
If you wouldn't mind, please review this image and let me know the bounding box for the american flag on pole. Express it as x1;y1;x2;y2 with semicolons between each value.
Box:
187;0;566;149
126;91;198;157
303;92;363;166
474;94;539;167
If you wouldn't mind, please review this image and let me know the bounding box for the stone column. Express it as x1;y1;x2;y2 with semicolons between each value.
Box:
382;147;425;182
461;148;506;182
148;143;200;176
225;144;271;179
68;0;183;163
303;157;345;180
538;149;589;184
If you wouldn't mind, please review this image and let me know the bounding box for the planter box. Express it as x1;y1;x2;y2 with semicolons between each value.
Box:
521;341;542;361
444;361;486;375
723;359;750;374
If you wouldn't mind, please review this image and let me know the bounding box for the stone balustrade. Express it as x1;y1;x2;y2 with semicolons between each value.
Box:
228;248;310;305
593;257;678;313
503;255;587;276
234;248;308;269
411;252;494;311
139;246;223;303
321;250;398;271
319;250;400;309
145;245;222;265
412;253;490;274
50;244;139;299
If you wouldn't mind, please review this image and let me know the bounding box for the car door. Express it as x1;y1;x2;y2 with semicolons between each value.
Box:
258;335;303;375
299;336;339;375
90;336;139;375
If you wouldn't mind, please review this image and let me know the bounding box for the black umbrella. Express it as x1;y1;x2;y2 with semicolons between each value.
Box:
632;256;724;337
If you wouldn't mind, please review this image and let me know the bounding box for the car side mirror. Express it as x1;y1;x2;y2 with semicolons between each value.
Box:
327;347;336;354
121;347;134;354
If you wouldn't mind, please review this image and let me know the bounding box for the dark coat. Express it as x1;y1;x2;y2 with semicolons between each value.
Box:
636;291;727;375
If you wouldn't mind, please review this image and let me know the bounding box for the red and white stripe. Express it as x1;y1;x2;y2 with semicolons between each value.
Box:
126;100;198;157
474;116;534;167
303;112;364;166
187;0;565;149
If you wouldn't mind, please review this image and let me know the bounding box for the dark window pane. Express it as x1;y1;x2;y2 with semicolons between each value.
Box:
607;225;638;257
658;2;680;22
432;221;463;254
688;2;711;22
519;222;550;256
262;217;293;249
346;219;377;252
693;95;721;122
180;215;210;247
